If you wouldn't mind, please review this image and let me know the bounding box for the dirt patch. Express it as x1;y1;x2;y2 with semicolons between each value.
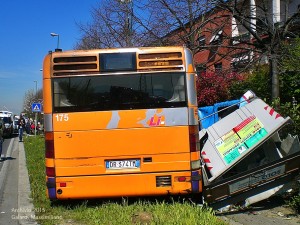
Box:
131;211;153;225
217;196;300;225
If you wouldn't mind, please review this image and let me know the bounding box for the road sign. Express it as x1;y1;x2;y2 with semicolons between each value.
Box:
32;103;42;112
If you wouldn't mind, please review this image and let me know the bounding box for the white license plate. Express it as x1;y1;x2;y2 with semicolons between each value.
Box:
106;159;140;170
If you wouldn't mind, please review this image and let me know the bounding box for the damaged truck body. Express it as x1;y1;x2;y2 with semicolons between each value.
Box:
200;91;300;209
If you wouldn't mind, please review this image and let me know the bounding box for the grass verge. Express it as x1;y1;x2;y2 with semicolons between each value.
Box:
24;136;227;225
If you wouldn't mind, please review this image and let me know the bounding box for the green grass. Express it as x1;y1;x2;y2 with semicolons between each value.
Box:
24;136;227;225
288;194;300;214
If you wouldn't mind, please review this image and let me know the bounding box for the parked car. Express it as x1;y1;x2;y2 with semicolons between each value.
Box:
13;118;19;134
0;118;3;139
0;111;13;138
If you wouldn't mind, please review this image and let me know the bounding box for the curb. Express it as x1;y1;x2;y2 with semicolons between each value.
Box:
18;141;37;224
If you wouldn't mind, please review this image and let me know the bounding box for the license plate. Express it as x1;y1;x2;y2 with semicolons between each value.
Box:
106;159;140;170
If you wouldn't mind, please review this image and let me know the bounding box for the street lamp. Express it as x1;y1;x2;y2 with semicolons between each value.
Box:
34;80;37;96
50;32;60;49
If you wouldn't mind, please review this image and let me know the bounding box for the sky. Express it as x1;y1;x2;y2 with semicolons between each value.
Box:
0;0;99;115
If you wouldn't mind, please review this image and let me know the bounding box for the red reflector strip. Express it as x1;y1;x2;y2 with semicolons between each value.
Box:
264;105;282;119
201;151;213;171
178;177;186;182
175;176;191;182
45;131;54;140
203;158;210;163
60;182;67;187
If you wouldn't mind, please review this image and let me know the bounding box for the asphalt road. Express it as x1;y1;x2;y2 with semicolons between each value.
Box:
0;137;36;225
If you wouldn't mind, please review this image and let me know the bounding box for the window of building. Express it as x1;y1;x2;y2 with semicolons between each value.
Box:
198;36;206;46
210;30;223;45
214;63;222;71
196;64;206;75
231;32;250;45
231;52;250;71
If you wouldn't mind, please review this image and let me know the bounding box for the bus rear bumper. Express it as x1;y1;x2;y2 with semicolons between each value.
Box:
46;170;202;200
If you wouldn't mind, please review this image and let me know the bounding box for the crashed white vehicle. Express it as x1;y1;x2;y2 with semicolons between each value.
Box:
199;91;300;209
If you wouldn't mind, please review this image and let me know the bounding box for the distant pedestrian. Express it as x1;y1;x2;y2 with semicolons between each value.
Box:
37;122;41;135
0;118;3;160
18;114;26;142
30;122;35;135
25;119;31;136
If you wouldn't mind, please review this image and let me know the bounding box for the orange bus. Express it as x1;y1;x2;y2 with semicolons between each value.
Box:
43;46;201;200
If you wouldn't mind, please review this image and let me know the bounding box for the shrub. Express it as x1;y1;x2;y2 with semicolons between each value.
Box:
288;194;300;213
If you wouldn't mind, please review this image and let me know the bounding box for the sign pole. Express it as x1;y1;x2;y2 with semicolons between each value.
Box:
35;112;37;136
32;102;42;136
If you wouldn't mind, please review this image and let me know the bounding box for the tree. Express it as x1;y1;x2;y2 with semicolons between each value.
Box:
23;89;35;114
75;0;148;49
75;0;300;101
75;0;214;49
22;88;43;121
75;0;236;107
215;0;300;100
197;71;245;106
228;40;300;135
279;37;300;103
229;65;272;101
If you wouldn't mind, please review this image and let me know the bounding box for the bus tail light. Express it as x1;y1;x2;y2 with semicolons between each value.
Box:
45;132;54;158
46;167;55;177
189;125;200;152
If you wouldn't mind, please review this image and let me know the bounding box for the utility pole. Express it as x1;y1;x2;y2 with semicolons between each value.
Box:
34;81;37;136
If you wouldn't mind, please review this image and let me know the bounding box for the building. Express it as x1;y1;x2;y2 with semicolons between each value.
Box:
164;0;300;74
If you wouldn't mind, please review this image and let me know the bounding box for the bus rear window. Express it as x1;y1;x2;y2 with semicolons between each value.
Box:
52;73;187;112
100;53;136;72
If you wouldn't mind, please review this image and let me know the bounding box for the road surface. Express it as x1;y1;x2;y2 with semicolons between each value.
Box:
0;137;36;224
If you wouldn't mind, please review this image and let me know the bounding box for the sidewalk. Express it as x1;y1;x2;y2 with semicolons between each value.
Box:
18;140;37;224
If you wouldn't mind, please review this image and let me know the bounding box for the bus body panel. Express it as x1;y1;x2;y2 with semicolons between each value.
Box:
54;152;191;176
43;46;201;199
53;126;190;158
52;108;188;131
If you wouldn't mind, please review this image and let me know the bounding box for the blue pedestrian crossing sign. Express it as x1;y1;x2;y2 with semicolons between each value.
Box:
32;103;42;112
